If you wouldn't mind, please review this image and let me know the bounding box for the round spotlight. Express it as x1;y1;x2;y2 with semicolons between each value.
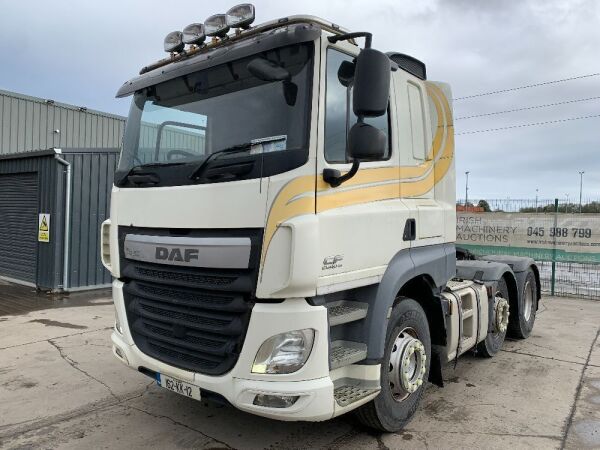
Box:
204;14;230;38
183;23;206;45
226;4;255;29
164;31;184;53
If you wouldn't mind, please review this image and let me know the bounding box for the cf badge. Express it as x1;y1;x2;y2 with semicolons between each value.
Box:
322;255;343;271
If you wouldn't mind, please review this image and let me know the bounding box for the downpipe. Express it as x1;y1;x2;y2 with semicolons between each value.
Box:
54;150;71;291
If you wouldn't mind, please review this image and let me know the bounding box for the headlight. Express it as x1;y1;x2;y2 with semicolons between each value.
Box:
164;31;184;53
226;4;255;29
252;329;315;374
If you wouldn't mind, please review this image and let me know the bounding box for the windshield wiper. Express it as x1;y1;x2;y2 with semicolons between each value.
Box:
117;161;186;185
188;143;254;180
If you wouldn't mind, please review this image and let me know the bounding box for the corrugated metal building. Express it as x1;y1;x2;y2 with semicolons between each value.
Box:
0;149;119;291
0;89;125;155
0;89;126;291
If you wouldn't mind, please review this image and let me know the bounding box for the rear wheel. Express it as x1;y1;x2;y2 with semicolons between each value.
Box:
508;268;537;339
477;278;509;357
355;298;431;432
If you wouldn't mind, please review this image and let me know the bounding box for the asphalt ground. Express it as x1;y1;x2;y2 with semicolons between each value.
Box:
0;280;599;449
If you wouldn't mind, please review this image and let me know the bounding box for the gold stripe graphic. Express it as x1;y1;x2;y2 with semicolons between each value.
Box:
260;82;454;265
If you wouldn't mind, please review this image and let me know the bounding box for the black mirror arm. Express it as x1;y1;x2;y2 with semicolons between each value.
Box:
323;160;360;188
328;32;372;49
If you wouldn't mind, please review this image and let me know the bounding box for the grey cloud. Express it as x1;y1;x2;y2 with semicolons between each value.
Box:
0;0;598;199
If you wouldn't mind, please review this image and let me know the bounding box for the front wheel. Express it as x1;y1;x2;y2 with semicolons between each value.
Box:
355;298;431;432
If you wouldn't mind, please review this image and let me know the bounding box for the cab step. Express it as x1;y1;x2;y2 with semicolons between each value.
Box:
334;384;380;407
326;301;368;326
330;340;368;370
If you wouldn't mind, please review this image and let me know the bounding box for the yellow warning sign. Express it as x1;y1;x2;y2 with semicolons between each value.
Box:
38;213;50;243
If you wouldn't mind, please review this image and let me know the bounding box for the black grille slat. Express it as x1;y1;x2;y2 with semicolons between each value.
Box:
125;281;248;313
133;298;243;335
122;263;253;292
119;226;262;376
132;320;233;356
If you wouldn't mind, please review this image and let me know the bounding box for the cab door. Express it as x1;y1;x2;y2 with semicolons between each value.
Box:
393;70;444;244
315;40;409;291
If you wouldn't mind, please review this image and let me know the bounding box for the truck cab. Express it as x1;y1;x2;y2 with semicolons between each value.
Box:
103;7;540;431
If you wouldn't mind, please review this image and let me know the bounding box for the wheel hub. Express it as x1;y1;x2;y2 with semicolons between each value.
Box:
389;328;426;401
494;296;510;333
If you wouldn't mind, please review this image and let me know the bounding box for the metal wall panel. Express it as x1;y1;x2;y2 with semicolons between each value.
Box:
138;122;205;163
0;154;62;288
0;148;118;290
0;173;38;283
65;149;119;289
0;89;125;155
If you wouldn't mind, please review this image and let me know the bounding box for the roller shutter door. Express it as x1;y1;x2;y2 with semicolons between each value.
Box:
0;173;38;283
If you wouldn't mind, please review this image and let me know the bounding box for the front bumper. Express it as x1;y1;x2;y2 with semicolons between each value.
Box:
112;280;335;421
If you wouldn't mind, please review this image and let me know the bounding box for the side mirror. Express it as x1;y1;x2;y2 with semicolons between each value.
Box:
353;48;391;117
348;122;386;161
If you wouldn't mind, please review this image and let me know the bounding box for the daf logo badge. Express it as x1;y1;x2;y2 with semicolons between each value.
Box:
155;247;200;263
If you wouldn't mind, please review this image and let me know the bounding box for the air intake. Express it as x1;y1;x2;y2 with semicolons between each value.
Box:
387;53;426;80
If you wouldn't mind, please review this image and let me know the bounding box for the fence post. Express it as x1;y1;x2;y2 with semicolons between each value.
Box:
551;198;558;296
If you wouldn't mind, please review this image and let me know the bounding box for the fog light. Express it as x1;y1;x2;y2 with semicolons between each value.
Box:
252;329;315;374
113;345;128;364
253;394;299;408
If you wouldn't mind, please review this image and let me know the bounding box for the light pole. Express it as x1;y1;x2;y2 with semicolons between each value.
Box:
579;171;585;213
565;193;570;213
465;171;470;209
535;189;539;213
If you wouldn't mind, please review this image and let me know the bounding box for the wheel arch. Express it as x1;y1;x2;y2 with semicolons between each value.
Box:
501;270;519;321
396;274;447;348
365;244;455;362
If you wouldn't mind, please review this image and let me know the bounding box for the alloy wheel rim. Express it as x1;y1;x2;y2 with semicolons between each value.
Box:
388;327;427;402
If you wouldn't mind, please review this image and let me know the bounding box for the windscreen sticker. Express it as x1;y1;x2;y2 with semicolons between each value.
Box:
250;135;287;154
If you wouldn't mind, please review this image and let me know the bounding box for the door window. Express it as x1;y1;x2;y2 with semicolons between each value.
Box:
324;49;390;163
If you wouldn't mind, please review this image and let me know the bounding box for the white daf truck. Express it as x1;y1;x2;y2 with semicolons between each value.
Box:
102;5;541;431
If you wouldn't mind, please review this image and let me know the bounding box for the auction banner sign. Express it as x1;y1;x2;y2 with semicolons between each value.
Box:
456;213;600;263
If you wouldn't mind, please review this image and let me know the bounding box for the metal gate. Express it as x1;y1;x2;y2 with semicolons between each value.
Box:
0;173;38;283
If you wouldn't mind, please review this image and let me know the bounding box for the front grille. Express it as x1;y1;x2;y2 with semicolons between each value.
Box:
119;226;262;376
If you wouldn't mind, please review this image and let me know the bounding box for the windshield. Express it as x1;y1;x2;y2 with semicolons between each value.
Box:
117;42;314;187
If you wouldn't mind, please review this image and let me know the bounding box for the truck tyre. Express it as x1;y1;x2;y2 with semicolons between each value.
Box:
476;278;509;357
508;268;537;339
355;297;431;432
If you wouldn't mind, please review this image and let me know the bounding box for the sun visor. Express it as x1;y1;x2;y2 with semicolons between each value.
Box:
116;23;320;98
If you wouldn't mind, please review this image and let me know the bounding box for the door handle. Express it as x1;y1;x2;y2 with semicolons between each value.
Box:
403;219;416;241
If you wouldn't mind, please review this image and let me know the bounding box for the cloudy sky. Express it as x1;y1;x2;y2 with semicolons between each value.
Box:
1;0;599;200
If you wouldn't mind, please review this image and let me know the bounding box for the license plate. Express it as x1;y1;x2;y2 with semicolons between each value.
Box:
157;373;201;401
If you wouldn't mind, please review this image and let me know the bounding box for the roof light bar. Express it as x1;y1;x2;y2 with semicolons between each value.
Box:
204;14;230;37
226;4;255;29
164;31;184;53
182;23;206;45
